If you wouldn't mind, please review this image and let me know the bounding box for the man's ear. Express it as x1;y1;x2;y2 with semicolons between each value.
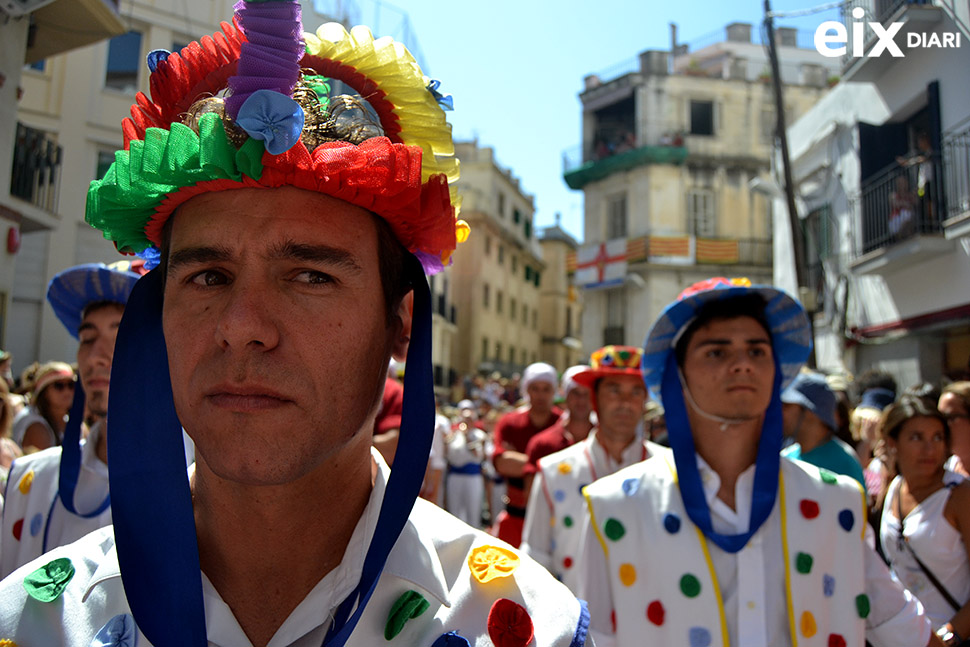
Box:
391;290;414;361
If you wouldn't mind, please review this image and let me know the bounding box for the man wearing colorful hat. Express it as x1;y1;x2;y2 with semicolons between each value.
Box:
577;278;936;647
521;346;663;593
492;361;562;547
0;4;589;646
1;261;141;579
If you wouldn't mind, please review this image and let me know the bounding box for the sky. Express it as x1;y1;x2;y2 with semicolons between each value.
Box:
312;0;843;243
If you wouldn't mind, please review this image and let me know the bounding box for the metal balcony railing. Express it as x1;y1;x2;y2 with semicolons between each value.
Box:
10;123;62;214
943;124;970;221
858;160;942;254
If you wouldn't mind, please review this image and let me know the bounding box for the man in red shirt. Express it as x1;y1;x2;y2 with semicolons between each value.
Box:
492;362;562;546
523;365;594;496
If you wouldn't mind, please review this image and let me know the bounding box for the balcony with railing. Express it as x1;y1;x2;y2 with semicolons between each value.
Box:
942;123;970;237
839;0;945;81
562;140;688;190
10;123;62;217
851;157;954;273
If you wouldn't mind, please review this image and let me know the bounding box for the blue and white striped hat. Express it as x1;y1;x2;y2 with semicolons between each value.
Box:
46;261;145;338
641;277;812;405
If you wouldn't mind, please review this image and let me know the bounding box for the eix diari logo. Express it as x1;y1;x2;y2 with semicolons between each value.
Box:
815;6;962;58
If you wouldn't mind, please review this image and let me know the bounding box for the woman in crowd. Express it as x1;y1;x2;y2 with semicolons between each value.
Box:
940;382;970;476
879;394;970;645
10;361;74;452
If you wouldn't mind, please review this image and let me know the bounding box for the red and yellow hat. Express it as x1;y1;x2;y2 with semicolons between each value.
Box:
571;345;644;390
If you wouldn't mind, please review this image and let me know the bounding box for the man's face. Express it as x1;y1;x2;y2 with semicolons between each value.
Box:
595;375;647;438
162;186;410;486
526;380;556;414
564;384;592;422
77;303;124;419
680;315;775;422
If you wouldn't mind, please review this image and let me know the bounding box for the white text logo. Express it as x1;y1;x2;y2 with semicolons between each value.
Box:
814;6;962;58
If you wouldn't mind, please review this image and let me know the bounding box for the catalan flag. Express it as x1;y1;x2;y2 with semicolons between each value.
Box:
648;236;691;258
696;238;740;264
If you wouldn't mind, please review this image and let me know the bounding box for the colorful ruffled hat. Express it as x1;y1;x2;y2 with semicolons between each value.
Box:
639;277;812;554
86;2;467;274
46;261;144;338
571;345;644;390
83;3;465;645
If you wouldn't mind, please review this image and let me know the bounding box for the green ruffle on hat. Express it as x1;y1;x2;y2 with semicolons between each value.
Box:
87;114;265;254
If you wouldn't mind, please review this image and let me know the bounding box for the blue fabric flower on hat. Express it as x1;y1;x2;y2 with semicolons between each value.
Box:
146;49;170;73
235;89;305;156
427;79;454;111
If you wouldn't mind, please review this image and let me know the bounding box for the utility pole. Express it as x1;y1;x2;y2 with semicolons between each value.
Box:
764;0;816;366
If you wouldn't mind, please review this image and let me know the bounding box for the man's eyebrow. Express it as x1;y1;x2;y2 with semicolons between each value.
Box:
694;337;771;347
267;240;362;272
167;245;234;275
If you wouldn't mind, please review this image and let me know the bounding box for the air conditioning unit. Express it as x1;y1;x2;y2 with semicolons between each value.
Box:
0;0;57;18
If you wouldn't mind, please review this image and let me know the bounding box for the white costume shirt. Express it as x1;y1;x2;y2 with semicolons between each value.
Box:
521;428;661;591
881;470;970;625
0;449;590;647
579;454;931;647
1;421;110;579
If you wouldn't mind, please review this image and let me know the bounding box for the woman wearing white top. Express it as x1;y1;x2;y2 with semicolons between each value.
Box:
880;395;970;646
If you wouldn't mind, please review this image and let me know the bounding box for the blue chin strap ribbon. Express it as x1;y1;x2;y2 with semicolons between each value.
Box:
51;382;111;552
660;351;785;554
107;253;435;647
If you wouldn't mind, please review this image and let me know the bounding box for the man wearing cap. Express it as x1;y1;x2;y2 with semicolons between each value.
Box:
492;361;562;547
1;261;141;579
577;277;938;647
0;5;589;646
521;346;662;592
523;365;596;490
782;371;866;488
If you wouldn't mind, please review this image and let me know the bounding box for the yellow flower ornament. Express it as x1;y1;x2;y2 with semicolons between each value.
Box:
468;545;520;584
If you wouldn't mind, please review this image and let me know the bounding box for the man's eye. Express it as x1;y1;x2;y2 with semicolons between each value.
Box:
190;270;229;287
750;347;767;357
294;271;333;285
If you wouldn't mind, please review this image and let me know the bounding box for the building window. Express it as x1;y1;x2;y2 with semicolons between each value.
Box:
524;219;532;239
26;60;46;72
511;255;518;273
513;208;521;224
522;305;528;325
510;298;517;320
604;288;626;345
483;283;490;308
498;244;505;265
532;309;538;330
521;348;528;364
566;307;573;337
496;341;502;360
688;189;716;237
482;337;489;360
509;347;515;364
497;290;504;314
690;100;715;136
533;270;541;288
607;193;628;239
105;31;143;93
485;235;492;256
497;192;506;218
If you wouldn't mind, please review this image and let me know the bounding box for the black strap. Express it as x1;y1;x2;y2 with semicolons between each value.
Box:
896;484;963;612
